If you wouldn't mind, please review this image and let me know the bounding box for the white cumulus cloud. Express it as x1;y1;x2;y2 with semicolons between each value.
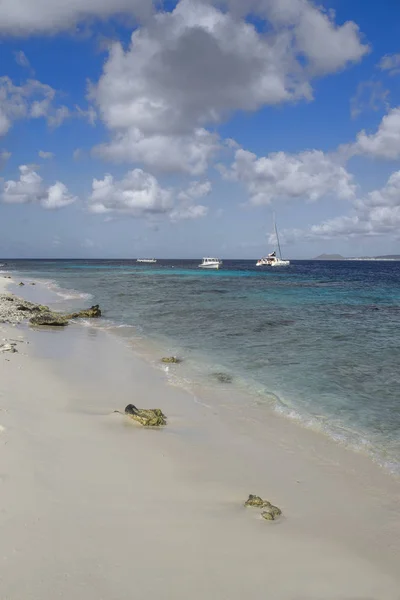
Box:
1;165;77;209
219;0;369;73
178;180;212;202
0;0;155;35
172;179;211;221
291;169;400;240
89;168;210;221
89;169;173;217
94;128;219;175
0;76;70;136
228;148;356;205
170;204;208;221
91;0;368;174
350;107;400;159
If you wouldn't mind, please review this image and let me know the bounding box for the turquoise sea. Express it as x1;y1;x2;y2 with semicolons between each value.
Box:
3;259;400;474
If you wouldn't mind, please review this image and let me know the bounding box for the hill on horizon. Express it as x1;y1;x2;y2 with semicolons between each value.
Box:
314;254;346;260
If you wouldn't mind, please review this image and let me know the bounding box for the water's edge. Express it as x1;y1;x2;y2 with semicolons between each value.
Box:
3;261;400;477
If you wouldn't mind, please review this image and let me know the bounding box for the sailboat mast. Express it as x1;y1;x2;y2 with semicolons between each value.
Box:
273;213;283;260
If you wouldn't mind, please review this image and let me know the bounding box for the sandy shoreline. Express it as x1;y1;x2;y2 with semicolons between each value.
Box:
1;274;400;599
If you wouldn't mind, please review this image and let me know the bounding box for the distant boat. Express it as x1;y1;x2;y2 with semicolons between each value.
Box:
136;258;157;263
198;257;222;269
256;215;290;267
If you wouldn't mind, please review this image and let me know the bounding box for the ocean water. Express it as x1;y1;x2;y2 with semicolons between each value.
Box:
3;259;400;473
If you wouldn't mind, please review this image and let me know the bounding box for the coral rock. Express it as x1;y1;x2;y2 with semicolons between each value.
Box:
245;494;282;519
66;305;102;319
124;404;167;427
244;495;269;508
161;356;181;364
30;312;69;326
261;505;282;520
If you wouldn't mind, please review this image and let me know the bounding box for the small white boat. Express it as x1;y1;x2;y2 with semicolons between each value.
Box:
198;257;222;269
256;215;290;267
136;258;157;263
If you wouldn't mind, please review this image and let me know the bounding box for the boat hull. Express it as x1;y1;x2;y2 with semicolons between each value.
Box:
198;264;220;269
136;259;157;264
256;259;290;267
269;260;290;267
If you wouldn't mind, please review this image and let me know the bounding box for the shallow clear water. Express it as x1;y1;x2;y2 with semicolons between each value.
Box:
3;258;400;472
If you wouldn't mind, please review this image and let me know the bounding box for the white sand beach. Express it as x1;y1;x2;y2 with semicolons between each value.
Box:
1;275;400;599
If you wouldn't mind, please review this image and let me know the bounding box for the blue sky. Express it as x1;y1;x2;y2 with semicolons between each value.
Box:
1;0;400;258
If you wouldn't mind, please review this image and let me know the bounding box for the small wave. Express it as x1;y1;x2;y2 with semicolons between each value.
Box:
77;318;136;331
266;397;400;476
48;283;93;301
158;358;390;471
30;278;93;301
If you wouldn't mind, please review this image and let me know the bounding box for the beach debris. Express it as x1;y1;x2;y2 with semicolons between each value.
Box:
124;403;167;427
66;305;102;319
29;311;69;327
18;282;25;286
244;494;282;520
212;372;233;384
0;342;18;353
30;282;36;285
161;356;181;364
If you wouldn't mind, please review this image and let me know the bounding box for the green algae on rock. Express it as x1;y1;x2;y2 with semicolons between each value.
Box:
161;356;181;364
124;404;167;427
66;305;102;319
244;494;270;508
16;302;49;313
261;511;275;521
244;494;282;519
29;312;69;326
262;504;282;519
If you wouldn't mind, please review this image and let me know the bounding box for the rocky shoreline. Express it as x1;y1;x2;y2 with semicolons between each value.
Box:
0;293;44;324
0;290;101;326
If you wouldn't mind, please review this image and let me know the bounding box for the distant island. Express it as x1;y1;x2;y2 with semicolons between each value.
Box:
314;254;400;261
314;254;346;260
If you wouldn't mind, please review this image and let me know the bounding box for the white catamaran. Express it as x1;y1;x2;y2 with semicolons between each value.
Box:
256;216;290;267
